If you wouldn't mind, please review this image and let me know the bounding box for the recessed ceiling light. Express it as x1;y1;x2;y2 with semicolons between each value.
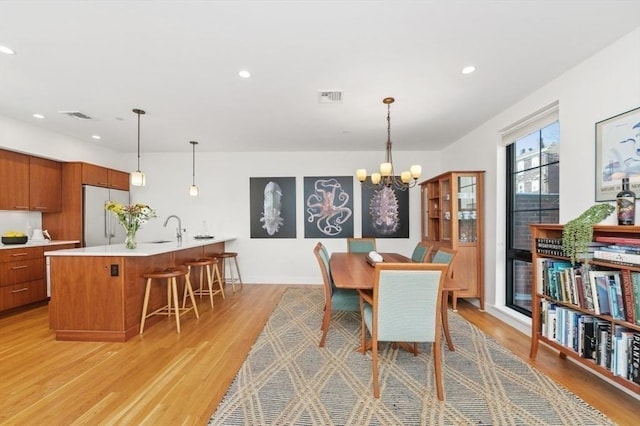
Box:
32;113;45;119
461;65;476;75
238;70;251;78
0;45;16;55
91;135;101;140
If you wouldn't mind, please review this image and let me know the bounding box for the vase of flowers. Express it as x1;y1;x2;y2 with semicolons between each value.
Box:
105;202;158;249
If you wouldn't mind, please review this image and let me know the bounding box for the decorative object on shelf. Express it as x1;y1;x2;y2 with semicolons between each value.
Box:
594;106;640;201
105;202;157;249
130;108;147;187
189;140;199;196
562;203;615;264
616;177;635;225
355;97;422;190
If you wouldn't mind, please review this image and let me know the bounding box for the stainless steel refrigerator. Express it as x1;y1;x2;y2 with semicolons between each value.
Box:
82;185;130;247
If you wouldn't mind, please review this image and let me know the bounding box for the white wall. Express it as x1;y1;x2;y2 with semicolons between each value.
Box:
1;118;440;283
440;27;640;331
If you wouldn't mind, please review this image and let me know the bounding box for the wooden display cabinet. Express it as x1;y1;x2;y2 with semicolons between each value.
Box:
420;171;485;309
529;224;640;394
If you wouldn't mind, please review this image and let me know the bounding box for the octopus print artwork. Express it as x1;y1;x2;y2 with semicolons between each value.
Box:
361;177;409;238
304;176;354;238
250;177;296;238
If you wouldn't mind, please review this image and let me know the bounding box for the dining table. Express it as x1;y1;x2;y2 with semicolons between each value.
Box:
329;252;467;351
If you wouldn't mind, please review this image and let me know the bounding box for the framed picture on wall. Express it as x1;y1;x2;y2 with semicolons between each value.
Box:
361;178;409;238
304;176;353;238
249;177;296;238
595;106;640;201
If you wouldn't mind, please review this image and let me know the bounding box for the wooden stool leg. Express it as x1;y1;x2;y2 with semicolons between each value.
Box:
185;274;200;319
204;264;214;307
214;264;225;299
171;277;181;333
139;278;152;334
182;266;191;308
233;256;243;290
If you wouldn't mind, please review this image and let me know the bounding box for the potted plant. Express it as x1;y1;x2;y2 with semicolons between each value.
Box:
562;203;615;264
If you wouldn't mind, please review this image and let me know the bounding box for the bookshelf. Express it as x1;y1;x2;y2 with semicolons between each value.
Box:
530;224;640;395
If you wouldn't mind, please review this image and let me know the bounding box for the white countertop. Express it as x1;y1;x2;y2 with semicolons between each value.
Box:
0;240;80;250
44;236;235;257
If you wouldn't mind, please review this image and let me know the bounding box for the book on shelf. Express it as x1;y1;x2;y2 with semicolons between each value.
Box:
620;269;636;324
631;272;640;326
589;271;613;315
598;244;640;254
593;249;640;265
631;333;640;384
594;236;640;246
607;274;625;321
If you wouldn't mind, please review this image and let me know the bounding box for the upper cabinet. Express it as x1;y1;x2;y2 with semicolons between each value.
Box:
420;171;485;309
29;156;62;212
0;150;30;210
81;163;129;190
0;149;61;212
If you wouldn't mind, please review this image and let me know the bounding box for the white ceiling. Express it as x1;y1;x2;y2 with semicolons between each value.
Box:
1;1;639;154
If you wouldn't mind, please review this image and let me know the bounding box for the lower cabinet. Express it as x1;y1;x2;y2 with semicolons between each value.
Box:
0;246;45;312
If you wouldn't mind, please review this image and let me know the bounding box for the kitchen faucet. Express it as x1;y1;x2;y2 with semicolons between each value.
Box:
163;215;183;242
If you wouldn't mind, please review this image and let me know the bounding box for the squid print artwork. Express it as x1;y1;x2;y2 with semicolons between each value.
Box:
305;178;353;236
260;181;284;236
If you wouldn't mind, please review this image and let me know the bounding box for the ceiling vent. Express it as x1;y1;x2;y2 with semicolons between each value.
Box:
59;110;93;120
318;91;343;103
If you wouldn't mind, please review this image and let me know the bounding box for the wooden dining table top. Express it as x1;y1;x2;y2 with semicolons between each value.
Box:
329;252;466;291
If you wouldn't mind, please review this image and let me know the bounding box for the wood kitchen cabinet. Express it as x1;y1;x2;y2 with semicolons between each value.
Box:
0;149;61;212
0;149;30;210
29;156;62;212
0;246;45;312
81;162;129;190
420;171;485;309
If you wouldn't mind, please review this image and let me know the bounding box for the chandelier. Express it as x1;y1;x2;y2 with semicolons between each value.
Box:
356;97;421;190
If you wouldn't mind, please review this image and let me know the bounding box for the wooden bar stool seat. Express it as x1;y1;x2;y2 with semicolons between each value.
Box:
139;266;199;334
211;252;243;292
183;257;225;308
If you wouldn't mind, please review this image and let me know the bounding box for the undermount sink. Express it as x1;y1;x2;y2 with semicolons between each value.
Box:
146;240;172;244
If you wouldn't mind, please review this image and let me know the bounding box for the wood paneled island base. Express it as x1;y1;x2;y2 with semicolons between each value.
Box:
47;240;230;342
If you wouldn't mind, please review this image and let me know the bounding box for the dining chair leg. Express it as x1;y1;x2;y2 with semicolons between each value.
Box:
433;341;444;401
319;305;331;347
442;290;455;351
372;336;380;398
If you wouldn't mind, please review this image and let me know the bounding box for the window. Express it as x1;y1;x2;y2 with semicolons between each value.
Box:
504;103;559;316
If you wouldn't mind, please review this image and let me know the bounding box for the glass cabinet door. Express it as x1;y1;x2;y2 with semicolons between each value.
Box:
441;178;451;240
457;175;477;242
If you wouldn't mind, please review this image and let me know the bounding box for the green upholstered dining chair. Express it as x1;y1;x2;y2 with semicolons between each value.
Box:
411;242;433;262
430;247;457;279
313;242;360;347
359;262;448;400
347;237;377;253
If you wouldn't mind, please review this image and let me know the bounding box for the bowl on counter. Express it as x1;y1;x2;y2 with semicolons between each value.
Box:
2;236;29;245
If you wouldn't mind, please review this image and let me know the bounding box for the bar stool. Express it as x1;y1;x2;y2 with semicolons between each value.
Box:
139;267;199;334
211;252;243;292
183;257;225;308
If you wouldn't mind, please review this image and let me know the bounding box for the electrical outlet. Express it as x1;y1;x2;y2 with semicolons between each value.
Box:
110;264;119;277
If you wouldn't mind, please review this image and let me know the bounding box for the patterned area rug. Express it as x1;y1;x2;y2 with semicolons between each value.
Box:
209;288;612;425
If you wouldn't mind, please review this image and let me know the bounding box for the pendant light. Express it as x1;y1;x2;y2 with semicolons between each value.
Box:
189;141;199;196
130;108;146;186
355;97;421;190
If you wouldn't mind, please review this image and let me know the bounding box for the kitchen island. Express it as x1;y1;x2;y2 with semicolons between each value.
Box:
45;237;235;342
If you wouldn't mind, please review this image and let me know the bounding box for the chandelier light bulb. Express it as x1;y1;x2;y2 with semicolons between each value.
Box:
371;173;381;185
356;169;367;182
380;162;392;177
410;165;422;179
401;171;411;183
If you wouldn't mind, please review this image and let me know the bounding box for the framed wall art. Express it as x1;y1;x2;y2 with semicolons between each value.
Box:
361;178;409;238
304;176;353;238
249;177;296;238
595;106;640;201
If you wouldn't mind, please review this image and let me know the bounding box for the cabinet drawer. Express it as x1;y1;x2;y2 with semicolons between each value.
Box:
0;246;44;263
0;279;46;311
0;258;45;285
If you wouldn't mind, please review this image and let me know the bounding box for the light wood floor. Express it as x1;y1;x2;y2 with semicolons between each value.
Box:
0;284;638;425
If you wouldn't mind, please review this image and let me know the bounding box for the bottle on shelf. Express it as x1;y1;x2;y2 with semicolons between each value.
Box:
616;177;636;225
